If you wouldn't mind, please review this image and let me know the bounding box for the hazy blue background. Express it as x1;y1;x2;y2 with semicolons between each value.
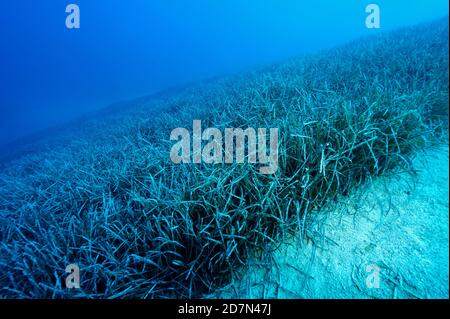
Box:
0;0;448;146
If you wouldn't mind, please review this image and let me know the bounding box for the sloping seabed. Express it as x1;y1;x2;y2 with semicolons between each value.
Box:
0;18;448;298
214;146;449;299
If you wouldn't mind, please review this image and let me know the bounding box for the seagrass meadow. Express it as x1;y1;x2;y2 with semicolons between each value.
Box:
0;18;448;298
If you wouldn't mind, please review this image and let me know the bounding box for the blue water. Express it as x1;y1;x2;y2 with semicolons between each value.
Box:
0;0;448;146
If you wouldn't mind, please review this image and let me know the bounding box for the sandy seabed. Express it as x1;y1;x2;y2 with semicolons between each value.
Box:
216;146;449;299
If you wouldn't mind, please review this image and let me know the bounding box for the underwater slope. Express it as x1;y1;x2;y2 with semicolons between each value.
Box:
215;146;449;299
0;18;448;298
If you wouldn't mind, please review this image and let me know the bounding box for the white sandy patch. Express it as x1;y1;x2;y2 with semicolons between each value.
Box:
215;146;449;299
